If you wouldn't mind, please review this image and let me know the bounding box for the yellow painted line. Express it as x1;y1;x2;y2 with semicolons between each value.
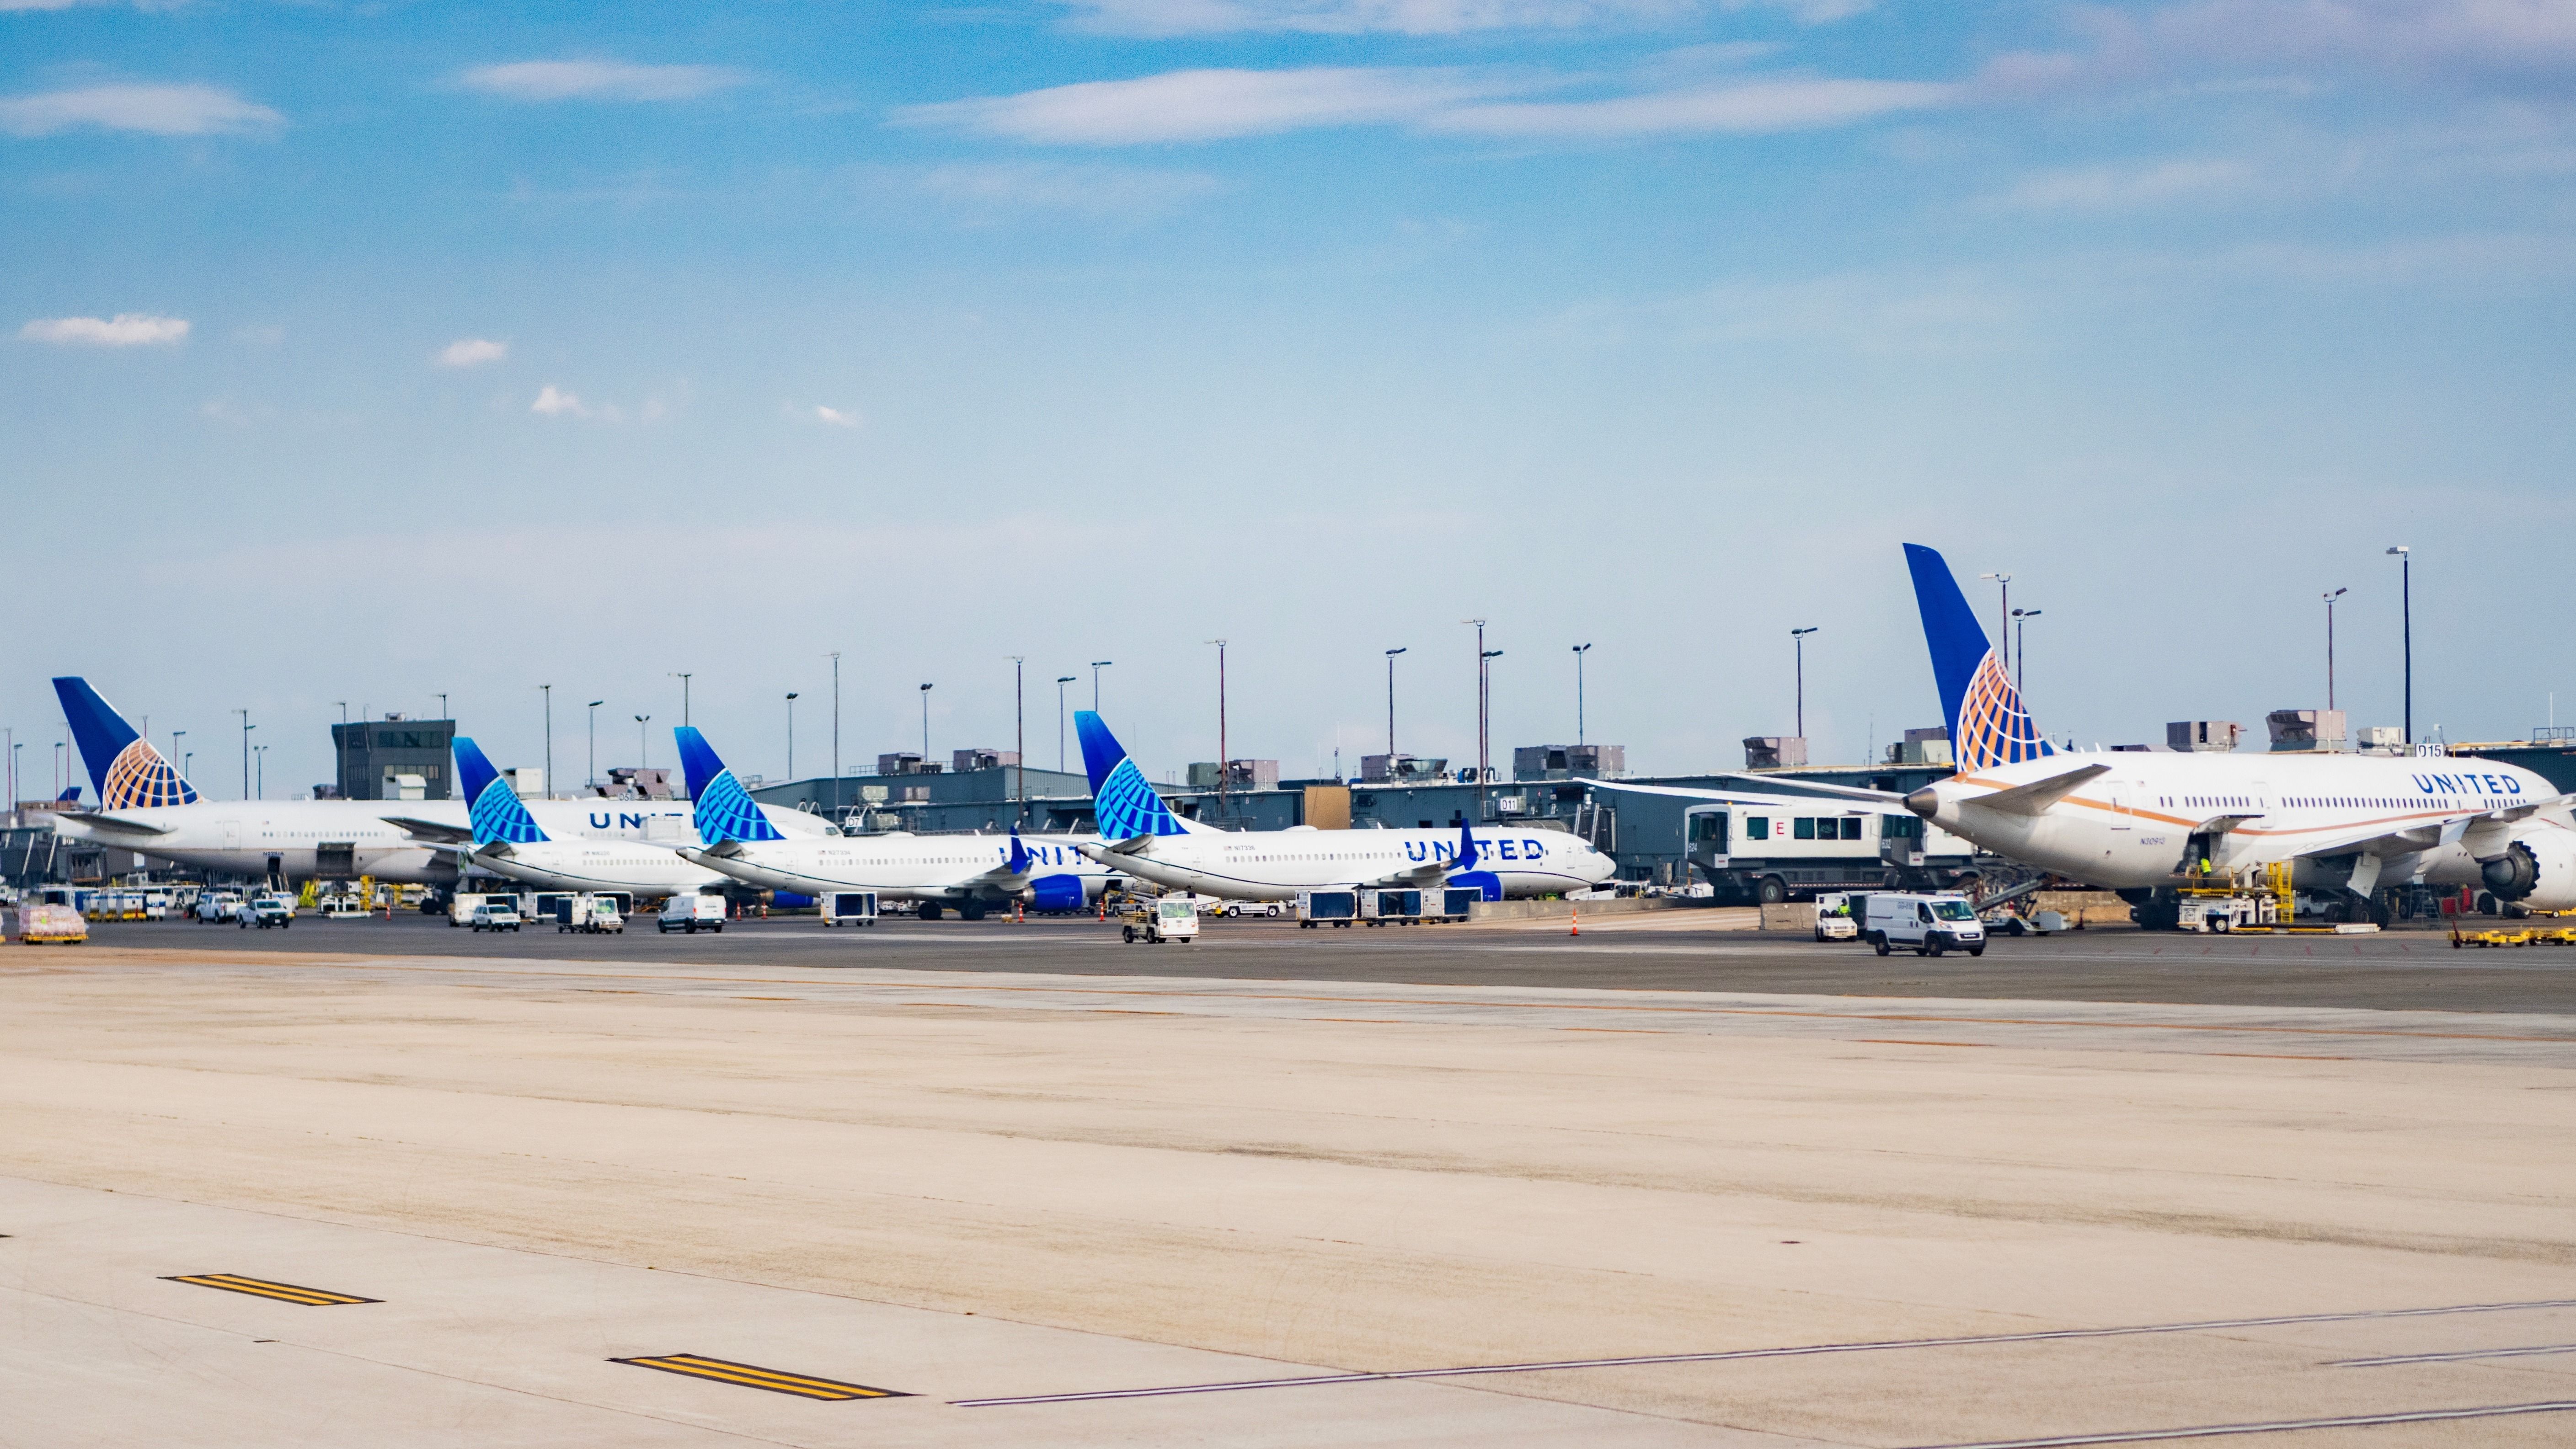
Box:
612;1353;904;1401
164;1273;378;1305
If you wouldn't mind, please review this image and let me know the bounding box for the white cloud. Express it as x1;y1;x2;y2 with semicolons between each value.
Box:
530;385;589;417
0;83;281;138
1980;0;2576;99
18;312;189;345
1059;0;1701;35
903;65;1948;145
899;67;1512;144
438;337;509;368
457;60;748;103
1430;76;1954;137
812;405;860;428
2000;158;2257;209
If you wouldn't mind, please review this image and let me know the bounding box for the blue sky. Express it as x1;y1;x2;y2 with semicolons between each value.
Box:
5;0;2573;800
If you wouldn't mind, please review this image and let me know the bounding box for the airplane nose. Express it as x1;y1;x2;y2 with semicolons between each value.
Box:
1904;787;1940;818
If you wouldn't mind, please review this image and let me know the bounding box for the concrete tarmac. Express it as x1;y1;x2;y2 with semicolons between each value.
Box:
100;908;2576;1013
6;929;2576;1446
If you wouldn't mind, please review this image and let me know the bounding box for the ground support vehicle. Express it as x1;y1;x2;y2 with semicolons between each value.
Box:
1121;897;1200;944
1860;892;1986;957
195;891;243;924
239;893;297;930
16;904;87;944
823;892;879;927
1686;805;1981;904
448;892;524;927
467;901;522;932
1297;889;1358;928
1812;893;1860;942
555;895;625;933
658;893;727;934
1360;888;1423;926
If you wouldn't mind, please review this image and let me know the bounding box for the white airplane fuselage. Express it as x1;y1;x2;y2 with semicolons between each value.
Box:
47;798;704;884
1088;826;1617;902
1912;751;2576;904
682;834;1115;904
465;839;732;896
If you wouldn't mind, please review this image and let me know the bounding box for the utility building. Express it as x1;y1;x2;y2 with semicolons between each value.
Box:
331;716;455;800
1513;744;1625;781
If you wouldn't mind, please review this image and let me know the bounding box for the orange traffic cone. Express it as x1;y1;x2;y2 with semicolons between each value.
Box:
1570;907;1580;938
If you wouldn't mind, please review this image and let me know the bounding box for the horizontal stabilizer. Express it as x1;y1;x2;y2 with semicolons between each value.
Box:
1962;763;2110;817
382;816;473;845
57;810;173;837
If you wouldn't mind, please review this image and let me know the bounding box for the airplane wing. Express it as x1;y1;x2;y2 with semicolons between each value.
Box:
2280;794;2576;862
1958;764;2111;817
382;815;474;846
1587;778;1906;808
53;810;173;837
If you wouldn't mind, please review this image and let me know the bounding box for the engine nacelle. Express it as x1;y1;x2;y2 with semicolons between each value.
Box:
1028;873;1089;912
2481;834;2576;909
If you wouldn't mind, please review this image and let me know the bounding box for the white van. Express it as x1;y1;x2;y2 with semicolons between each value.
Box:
1862;892;1987;957
658;893;727;934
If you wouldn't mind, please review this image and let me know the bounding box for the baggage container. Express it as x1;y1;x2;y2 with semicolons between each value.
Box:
825;891;878;926
1297;889;1358;928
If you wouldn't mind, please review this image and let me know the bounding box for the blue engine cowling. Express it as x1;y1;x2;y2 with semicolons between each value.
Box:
1450;871;1502;902
1029;874;1088;912
772;891;817;909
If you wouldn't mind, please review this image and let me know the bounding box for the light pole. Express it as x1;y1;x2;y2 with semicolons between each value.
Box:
1977;572;2012;675
587;701;603;791
182;750;192;783
827;651;842;813
635;715;650;778
55;741;64;799
1790;627;1818;739
1208;640;1229;818
1464;620;1488;782
253;744;267;800
786;692;799;778
235;710;252;800
2010;609;2040;695
919;683;933;765
2323;588;2346;712
437;693;448;721
670;672;692;727
1384;647;1406;759
1571;642;1593;746
1056;677;1077;771
171;730;185;778
2387;547;2411;743
1090;660;1113;711
335;701;347;723
540;683;552;799
1009;657;1024;813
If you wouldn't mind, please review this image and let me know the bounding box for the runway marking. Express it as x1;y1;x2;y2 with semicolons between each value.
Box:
161;1273;379;1306
611;1353;905;1401
949;1297;2576;1407
1900;1400;2576;1447
2332;1342;2576;1366
67;950;2576;1047
1855;1039;1993;1049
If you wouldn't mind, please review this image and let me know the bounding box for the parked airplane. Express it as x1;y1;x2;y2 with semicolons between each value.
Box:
1605;547;2576;922
40;676;819;886
387;739;732;900
1070;711;1619;901
670;727;1117;919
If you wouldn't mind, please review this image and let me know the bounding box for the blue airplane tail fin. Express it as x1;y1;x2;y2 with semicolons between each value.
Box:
52;677;198;808
1903;543;2052;770
675;727;786;844
456;738;549;844
1074;711;1191;839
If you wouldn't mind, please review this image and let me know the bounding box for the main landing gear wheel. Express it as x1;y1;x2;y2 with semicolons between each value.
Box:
919;902;945;921
959;899;989;922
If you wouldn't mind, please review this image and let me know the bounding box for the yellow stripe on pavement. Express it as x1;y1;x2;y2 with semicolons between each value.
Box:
613;1353;904;1401
163;1273;379;1305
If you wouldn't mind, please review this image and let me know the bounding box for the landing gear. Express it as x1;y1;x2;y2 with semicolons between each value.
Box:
919;902;945;922
958;898;989;922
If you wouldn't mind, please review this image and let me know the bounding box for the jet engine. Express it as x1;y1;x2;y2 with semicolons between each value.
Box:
1028;873;1089;912
2480;834;2576;909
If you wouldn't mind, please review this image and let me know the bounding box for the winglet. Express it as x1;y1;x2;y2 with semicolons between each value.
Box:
51;677;198;809
457;738;549;845
1007;825;1031;876
1077;711;1191;839
676;727;786;845
1902;544;2052;770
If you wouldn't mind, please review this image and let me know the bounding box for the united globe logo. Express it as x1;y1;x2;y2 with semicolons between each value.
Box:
102;740;198;809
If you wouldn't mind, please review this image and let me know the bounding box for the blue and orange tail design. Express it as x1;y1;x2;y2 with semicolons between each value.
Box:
1074;711;1190;839
455;738;549;845
674;728;786;844
53;677;198;809
1903;545;2053;771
